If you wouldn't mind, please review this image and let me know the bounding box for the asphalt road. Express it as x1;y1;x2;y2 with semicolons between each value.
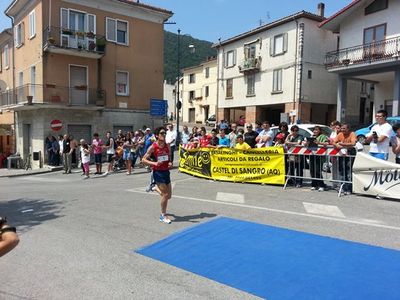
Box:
1;165;400;299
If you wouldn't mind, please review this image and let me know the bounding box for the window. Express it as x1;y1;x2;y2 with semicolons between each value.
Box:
365;0;388;15
205;67;210;78
106;18;116;42
117;20;128;44
226;79;233;98
106;18;128;45
270;33;288;56
272;69;282;93
29;10;36;39
189;73;195;84
0;48;2;72
364;24;386;44
15;22;24;47
3;45;9;69
247;74;255;96
205;86;209;97
307;70;312;79
116;71;129;95
244;43;257;59
225;50;236;67
189;91;195;100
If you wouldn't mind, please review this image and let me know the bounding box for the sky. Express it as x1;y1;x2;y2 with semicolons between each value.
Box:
0;0;352;42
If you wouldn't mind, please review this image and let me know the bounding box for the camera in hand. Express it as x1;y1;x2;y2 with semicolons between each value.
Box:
0;216;7;227
372;131;378;142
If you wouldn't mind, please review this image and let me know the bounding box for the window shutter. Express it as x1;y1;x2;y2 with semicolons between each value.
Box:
283;33;288;53
233;50;236;65
106;18;116;42
14;26;17;46
21;22;25;44
270;37;274;56
87;14;96;33
224;52;228;67
61;8;68;28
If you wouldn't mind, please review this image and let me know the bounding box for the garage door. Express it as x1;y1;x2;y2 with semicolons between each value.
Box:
67;125;92;144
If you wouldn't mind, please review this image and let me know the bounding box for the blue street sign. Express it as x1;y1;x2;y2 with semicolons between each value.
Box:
150;99;168;117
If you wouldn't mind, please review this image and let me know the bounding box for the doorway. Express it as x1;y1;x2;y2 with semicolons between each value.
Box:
189;108;195;123
69;65;88;105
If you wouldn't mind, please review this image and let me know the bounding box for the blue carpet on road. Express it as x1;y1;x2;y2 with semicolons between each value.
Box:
135;217;400;299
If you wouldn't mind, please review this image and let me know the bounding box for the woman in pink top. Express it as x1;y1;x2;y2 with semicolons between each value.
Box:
92;133;104;174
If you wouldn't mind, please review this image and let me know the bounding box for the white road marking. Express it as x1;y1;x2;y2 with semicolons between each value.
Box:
15;177;70;183
303;202;345;218
216;192;245;204
126;189;400;231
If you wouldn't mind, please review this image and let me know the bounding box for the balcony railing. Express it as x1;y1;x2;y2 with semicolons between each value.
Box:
238;56;261;73
43;26;106;58
325;35;400;69
0;84;106;107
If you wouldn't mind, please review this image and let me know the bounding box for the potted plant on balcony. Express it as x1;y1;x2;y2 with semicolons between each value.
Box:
62;28;73;35
26;95;33;105
47;36;55;45
88;41;96;51
86;31;95;39
76;31;85;38
96;38;106;52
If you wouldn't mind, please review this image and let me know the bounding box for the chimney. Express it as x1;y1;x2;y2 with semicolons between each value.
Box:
317;3;325;18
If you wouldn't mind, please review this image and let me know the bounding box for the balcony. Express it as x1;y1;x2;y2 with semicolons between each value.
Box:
0;84;106;107
325;35;400;71
43;26;106;59
238;57;261;73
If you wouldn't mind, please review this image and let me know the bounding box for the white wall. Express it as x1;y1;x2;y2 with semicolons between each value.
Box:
217;17;338;111
339;1;400;49
182;60;217;123
163;81;175;118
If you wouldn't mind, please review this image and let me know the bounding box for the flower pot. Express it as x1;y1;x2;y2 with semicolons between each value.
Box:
27;95;33;105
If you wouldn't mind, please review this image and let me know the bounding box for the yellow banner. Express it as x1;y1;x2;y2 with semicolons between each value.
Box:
179;147;285;185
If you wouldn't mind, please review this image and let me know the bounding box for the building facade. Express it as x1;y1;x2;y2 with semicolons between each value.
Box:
321;0;400;121
214;7;340;126
0;0;172;167
181;57;217;123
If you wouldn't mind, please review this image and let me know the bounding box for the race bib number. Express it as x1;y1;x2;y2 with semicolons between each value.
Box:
158;155;169;162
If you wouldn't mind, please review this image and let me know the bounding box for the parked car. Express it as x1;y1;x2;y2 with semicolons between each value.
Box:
270;124;332;140
237;115;246;126
355;116;400;144
205;114;216;127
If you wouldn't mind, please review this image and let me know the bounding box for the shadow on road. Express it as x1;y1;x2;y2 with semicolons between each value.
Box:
168;212;217;223
0;198;64;233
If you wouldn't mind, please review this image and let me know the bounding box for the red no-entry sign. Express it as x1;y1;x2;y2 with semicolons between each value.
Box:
50;119;63;131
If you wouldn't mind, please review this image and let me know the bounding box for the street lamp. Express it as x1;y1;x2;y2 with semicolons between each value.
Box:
175;29;182;147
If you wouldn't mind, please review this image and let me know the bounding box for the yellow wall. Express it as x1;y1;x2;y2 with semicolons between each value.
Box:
40;0;165;110
13;0;44;90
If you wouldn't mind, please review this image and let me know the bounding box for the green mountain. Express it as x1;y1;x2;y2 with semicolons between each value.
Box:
164;30;217;84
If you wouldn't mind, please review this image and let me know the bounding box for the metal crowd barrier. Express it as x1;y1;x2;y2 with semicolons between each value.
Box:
284;146;358;197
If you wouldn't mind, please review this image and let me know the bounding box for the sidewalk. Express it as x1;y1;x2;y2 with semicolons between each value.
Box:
0;165;63;178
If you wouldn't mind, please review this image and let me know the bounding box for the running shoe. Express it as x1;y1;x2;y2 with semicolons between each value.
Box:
159;214;171;224
318;187;324;192
310;187;316;191
146;183;156;193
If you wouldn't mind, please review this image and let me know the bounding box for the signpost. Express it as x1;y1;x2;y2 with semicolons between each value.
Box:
50;119;63;131
150;99;168;117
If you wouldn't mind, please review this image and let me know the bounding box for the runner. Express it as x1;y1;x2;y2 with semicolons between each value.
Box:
142;127;173;224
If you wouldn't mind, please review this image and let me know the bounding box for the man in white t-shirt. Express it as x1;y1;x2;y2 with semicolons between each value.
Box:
165;124;177;163
365;110;393;160
255;121;274;147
